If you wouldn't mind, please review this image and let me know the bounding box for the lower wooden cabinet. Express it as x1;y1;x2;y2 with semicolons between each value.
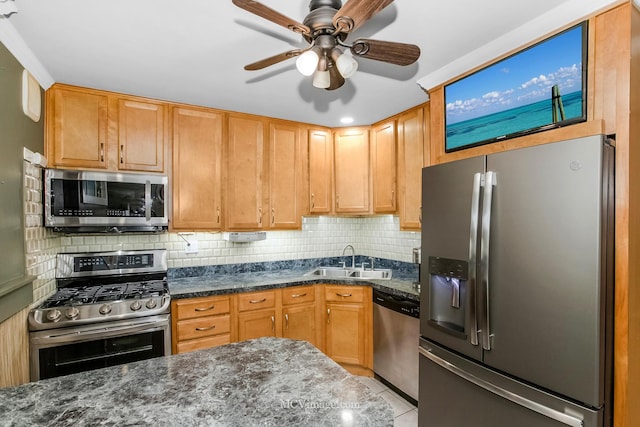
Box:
171;295;231;354
323;285;373;375
237;289;278;341
170;284;373;375
281;285;321;348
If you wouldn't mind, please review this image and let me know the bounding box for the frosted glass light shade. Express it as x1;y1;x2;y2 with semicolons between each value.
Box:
296;50;319;76
336;54;358;78
312;70;330;88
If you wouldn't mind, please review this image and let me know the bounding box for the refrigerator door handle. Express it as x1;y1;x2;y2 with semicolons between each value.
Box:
418;346;585;427
468;172;482;346
480;171;496;351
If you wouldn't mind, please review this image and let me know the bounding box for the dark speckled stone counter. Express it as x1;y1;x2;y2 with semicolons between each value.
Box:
169;263;420;303
0;338;394;427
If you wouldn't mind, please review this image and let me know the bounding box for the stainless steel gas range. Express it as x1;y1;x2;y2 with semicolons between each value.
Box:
28;249;171;381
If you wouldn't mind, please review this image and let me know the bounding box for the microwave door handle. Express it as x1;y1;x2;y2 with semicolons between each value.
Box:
468;172;482;346
145;180;151;221
480;171;496;351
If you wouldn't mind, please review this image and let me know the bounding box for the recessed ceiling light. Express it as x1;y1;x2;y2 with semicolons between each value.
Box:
340;117;354;124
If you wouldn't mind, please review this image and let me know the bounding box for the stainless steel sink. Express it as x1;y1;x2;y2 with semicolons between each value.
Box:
304;267;392;280
304;267;354;278
350;269;392;280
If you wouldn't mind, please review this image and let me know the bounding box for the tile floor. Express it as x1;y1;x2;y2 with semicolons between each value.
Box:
358;376;418;427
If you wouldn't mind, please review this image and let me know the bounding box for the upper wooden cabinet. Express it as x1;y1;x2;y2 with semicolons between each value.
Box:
46;85;109;169
308;128;333;214
334;127;370;214
117;98;165;172
268;121;305;229
371;120;397;213
397;106;426;230
172;106;224;231
226;114;266;230
45;84;166;172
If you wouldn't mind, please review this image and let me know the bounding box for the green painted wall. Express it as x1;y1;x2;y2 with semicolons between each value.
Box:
0;41;44;315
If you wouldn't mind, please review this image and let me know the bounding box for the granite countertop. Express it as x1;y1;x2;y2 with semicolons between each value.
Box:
0;337;394;427
169;267;420;302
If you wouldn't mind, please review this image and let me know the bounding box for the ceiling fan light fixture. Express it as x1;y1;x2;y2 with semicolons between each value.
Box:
312;55;330;88
312;70;331;88
331;48;358;78
296;49;320;76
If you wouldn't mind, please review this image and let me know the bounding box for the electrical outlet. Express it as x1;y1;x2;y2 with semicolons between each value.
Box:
184;238;198;254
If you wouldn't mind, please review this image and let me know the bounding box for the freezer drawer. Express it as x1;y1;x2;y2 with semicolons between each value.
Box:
418;338;604;427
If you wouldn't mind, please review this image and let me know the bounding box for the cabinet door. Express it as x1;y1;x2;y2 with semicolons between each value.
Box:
118;98;165;172
371;120;397;213
172;107;224;230
269;121;303;229
325;302;366;365
48;87;109;169
283;303;318;347
308;128;333;214
237;309;277;341
334;128;370;213
226;114;265;230
397;107;425;230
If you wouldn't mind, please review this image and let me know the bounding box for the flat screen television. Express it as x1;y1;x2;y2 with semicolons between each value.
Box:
444;21;587;152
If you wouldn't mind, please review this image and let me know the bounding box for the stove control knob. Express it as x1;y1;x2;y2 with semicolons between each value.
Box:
99;304;112;315
46;309;62;322
130;300;142;311
145;299;158;309
65;307;80;320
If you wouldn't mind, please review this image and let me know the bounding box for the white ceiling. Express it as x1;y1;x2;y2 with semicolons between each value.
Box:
2;0;618;127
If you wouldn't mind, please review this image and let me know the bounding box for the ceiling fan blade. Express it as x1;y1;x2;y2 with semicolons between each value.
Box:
350;38;420;66
232;0;310;36
333;0;394;33
244;49;304;70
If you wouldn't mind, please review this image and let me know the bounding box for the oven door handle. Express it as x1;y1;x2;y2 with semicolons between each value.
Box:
34;320;168;346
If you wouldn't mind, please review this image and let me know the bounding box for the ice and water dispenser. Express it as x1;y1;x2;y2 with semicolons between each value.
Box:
427;257;468;338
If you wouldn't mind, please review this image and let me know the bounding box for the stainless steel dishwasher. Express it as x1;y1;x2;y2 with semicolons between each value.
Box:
373;288;420;405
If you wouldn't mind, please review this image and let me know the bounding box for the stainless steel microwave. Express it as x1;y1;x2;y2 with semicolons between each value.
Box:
44;169;168;233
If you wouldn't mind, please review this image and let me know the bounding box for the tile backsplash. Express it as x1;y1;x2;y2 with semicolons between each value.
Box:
23;162;60;305
55;216;420;269
24;166;421;304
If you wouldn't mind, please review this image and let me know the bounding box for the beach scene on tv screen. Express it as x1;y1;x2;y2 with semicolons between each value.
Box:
445;24;584;151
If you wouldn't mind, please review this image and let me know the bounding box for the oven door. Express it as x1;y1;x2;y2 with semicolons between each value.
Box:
30;315;171;381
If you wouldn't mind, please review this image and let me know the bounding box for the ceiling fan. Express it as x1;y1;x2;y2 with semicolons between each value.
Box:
232;0;421;90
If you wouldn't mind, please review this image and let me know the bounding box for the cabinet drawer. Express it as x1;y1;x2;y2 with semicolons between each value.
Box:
176;334;230;354
325;285;365;303
174;296;230;320
237;290;276;312
282;286;315;305
176;315;231;341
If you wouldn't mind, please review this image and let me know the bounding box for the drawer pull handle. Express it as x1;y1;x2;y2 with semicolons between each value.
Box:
336;293;352;298
195;325;216;332
249;298;267;304
195;305;215;312
285;313;289;329
290;293;307;298
271;315;275;332
327;308;331;323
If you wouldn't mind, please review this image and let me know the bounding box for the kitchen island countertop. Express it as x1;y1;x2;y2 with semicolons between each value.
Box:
0;337;394;426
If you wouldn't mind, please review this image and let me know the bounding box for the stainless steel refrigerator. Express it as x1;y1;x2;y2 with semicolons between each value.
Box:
418;135;614;427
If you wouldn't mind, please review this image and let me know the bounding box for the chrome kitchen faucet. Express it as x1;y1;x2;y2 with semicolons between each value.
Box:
342;244;355;269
